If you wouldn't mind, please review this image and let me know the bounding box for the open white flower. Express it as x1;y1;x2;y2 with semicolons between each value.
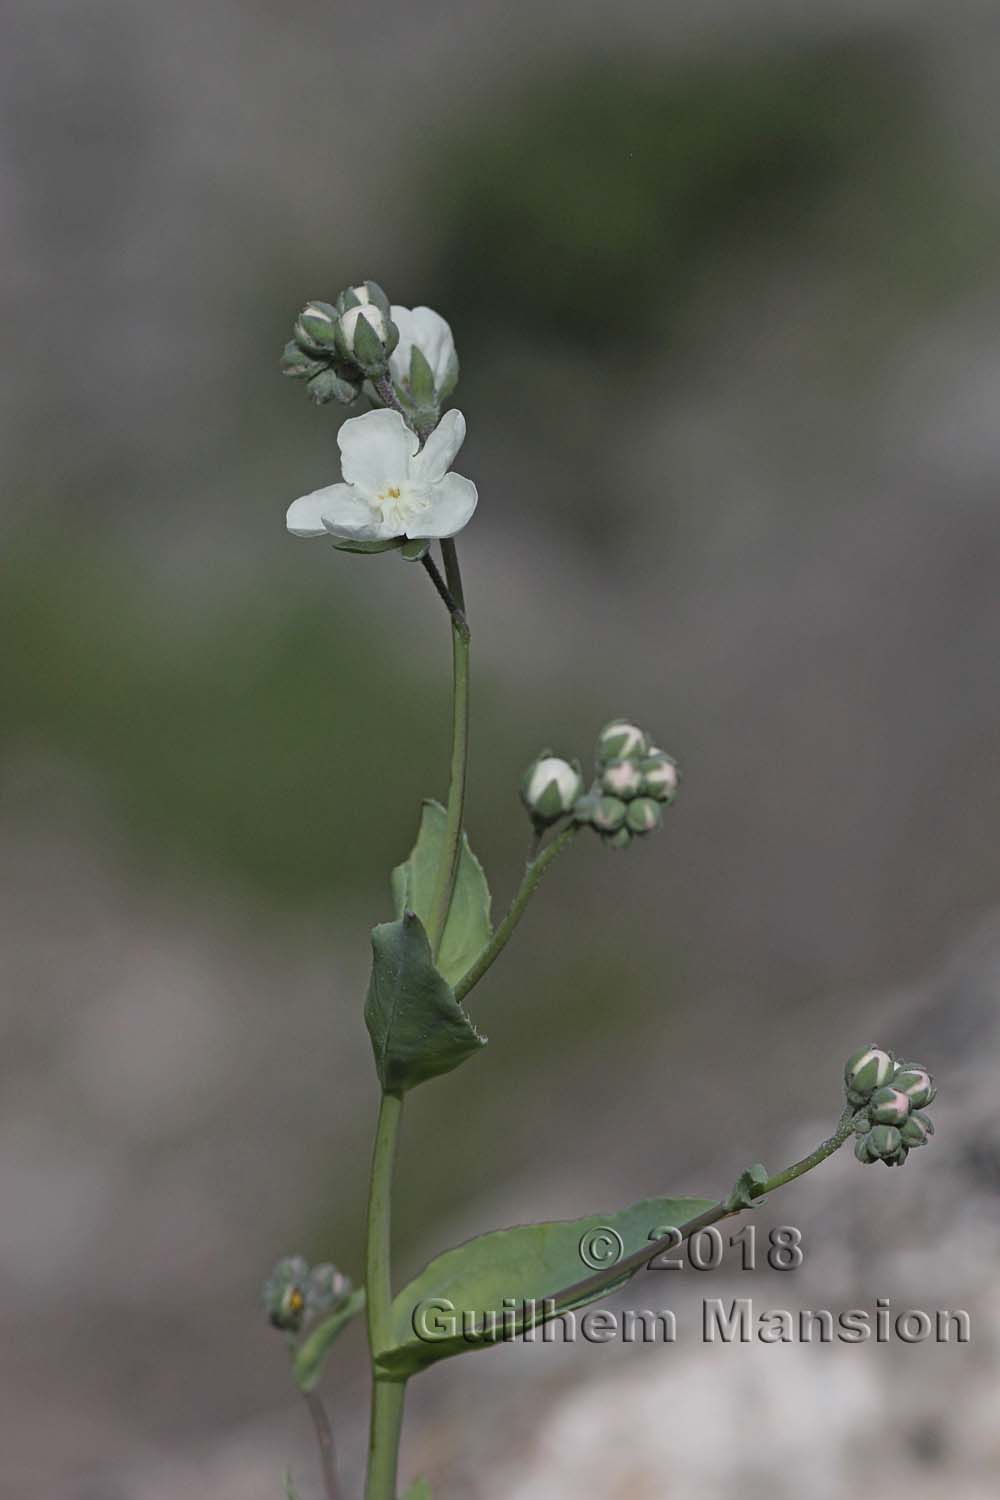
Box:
389;305;458;402
286;408;477;543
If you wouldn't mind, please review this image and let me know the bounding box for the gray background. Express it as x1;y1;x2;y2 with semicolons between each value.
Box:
2;0;998;1495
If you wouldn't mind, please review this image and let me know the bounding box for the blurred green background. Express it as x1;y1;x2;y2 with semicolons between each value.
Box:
3;3;999;1497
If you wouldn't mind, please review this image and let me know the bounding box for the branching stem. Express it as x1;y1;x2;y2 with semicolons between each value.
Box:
454;821;580;1004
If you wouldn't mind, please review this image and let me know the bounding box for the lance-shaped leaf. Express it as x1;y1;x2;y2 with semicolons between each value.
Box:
377;1194;715;1374
390;800;492;987
293;1288;367;1392
365;912;486;1094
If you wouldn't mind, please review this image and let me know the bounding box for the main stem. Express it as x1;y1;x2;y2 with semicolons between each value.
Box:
426;539;470;960
364;1091;406;1500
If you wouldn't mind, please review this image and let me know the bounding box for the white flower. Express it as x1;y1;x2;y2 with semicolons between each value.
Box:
286;408;477;543
389;305;458;400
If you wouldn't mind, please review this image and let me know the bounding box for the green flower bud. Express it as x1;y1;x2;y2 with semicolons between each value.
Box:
521;755;583;824
892;1066;935;1109
626;797;663;835
263;1255;311;1332
863;1124;907;1165
335;281;392;319
868;1086;911;1127
293;301;340;354
603;825;632;850
899;1111;934;1148
854;1133;876;1164
640;754;679;803
597;719;648;763
591;795;628;833
307;367;362;406
844;1046;895;1102
281;339;326;380
601;758;644;800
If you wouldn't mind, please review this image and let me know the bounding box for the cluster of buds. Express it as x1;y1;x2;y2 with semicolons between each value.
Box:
844;1046;937;1168
282;281;400;405
262;1255;353;1336
520;721;678;849
578;719;678;850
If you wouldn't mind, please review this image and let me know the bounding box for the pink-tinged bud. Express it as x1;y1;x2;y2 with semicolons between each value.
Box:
601;758;643;800
892;1066;935;1109
868;1086;911;1127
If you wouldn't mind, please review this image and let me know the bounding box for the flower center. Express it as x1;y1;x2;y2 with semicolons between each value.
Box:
372;480;431;528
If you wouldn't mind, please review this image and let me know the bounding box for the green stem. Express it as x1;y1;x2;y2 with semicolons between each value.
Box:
364;1092;405;1500
366;1376;407;1500
454;821;580;1004
538;1107;857;1321
365;1092;402;1359
426;542;470;960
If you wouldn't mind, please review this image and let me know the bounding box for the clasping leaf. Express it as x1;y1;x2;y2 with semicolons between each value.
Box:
391;800;492;987
365;912;486;1094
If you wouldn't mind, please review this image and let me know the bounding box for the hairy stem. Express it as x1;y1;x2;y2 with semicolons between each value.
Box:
538;1107;857;1322
304;1389;341;1500
454;822;580;1004
426;542;470;959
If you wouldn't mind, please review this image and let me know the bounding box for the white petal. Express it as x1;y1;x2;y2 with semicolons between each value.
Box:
411;409;466;485
337;409;418;495
314;484;388;540
405;472;478;539
286;485;347;538
389;305;456;388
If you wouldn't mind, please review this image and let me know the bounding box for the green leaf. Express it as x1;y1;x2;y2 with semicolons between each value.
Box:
293;1288;367;1392
390;799;492;987
408;344;436;405
378;1194;716;1374
723;1162;769;1212
403;1482;432;1500
364;913;486;1094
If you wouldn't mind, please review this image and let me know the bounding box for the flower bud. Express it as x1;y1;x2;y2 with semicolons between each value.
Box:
305;1263;352;1318
899;1111;934;1148
281;340;326;380
335;281;392;319
521;755;583;824
843;1046;895;1102
626;797;663;835
293;301;340;354
640;754;678;803
854;1133;877;1164
591;795;628;833
863;1124;906;1164
601;758;643;800
263;1255;311;1332
597;720;648;763
868;1086;911;1127
892;1066;935;1109
603;826;632;850
307;367;362;406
